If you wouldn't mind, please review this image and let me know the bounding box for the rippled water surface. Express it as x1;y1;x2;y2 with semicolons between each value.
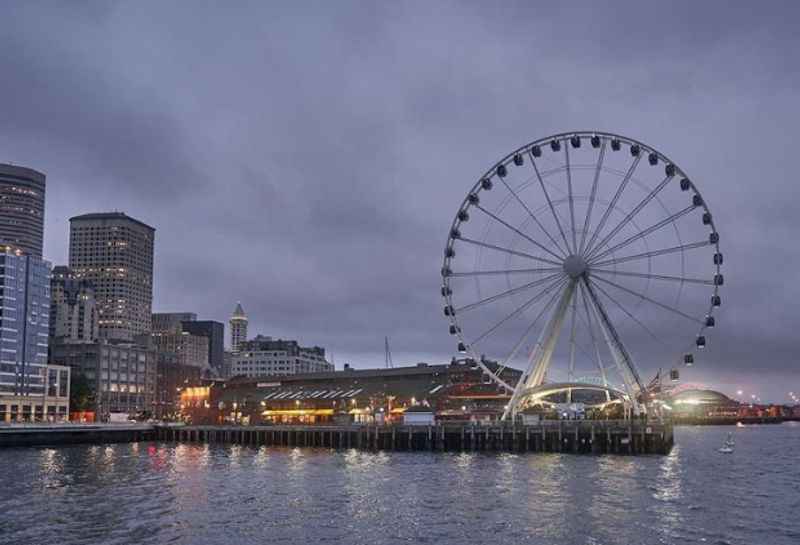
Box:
1;424;799;545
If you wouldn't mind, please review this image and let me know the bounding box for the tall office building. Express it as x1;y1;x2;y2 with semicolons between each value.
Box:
0;249;52;403
0;163;46;257
229;302;248;352
152;312;197;333
150;312;209;369
49;265;99;344
69;212;155;341
181;320;224;374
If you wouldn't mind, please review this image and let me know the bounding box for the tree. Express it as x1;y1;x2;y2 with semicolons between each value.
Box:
70;372;95;412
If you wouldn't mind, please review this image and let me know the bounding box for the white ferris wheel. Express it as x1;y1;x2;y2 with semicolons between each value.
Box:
440;131;723;419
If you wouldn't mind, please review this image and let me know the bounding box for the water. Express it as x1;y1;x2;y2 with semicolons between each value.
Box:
1;424;799;545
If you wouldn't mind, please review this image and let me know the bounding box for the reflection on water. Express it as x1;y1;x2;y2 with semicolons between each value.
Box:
0;425;799;545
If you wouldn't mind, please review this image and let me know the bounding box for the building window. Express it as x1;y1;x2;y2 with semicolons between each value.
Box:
59;370;68;397
48;368;58;397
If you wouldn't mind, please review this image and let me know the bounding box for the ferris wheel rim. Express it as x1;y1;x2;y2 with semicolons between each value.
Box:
441;130;723;394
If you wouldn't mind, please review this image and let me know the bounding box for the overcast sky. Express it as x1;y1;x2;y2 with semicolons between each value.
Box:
2;1;798;401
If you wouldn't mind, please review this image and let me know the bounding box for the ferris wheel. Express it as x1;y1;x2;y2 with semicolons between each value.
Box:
440;131;723;418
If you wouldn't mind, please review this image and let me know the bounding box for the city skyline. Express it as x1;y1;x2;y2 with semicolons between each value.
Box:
1;2;799;401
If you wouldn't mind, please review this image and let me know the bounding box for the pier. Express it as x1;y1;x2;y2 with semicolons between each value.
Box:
155;421;673;455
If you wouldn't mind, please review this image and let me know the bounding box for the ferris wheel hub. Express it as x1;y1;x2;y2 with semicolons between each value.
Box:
563;254;588;278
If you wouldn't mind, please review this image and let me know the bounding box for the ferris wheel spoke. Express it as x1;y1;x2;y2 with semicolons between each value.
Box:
585;175;673;261
589;268;715;286
470;276;567;345
589;273;703;325
565;145;578;253
456;236;562;267
567;285;578;381
583;154;642;258
578;140;606;255
577;282;609;387
582;278;646;395
448;266;562;278
498;177;569;258
560;307;601;374
498;279;566;369
589;204;697;263
473;203;564;261
455;273;563;314
530;150;574;254
586;277;671;349
589;240;711;268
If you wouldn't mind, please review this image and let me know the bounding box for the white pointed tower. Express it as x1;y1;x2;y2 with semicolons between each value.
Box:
229;302;248;352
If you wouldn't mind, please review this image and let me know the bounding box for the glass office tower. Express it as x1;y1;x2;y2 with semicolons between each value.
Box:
0;249;51;398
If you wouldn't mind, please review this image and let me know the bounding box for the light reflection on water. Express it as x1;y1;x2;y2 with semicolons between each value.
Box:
0;425;799;545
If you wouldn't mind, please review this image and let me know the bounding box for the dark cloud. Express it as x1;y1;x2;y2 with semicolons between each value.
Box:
1;0;798;401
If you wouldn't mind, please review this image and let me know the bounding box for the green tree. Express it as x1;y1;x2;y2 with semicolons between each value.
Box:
70;372;95;412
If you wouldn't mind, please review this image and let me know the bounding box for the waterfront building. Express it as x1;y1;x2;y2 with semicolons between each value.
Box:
229;335;333;378
229;302;248;352
0;163;46;258
50;341;157;417
68;212;155;341
0;364;70;423
183;359;522;425
666;388;741;422
0;249;52;401
49;265;99;344
180;320;224;375
154;351;204;419
152;312;197;333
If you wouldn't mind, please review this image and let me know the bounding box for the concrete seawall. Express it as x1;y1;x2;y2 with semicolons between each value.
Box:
0;424;156;447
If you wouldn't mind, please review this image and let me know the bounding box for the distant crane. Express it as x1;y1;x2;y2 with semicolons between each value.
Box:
384;336;393;369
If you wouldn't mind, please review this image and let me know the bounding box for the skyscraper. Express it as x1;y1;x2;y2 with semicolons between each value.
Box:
0;249;52;398
152;312;197;333
181;320;224;373
0;163;46;257
49;265;99;344
229;302;248;352
69;212;155;341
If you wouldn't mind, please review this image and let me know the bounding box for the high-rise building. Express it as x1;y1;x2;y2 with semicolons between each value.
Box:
229;302;248;352
0;249;52;408
150;312;210;370
0;163;46;257
69;212;155;341
49;265;99;344
149;330;209;370
181;320;224;374
229;335;333;378
152;312;197;333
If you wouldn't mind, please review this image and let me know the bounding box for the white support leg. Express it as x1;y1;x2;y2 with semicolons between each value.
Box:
582;278;645;416
502;280;577;421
